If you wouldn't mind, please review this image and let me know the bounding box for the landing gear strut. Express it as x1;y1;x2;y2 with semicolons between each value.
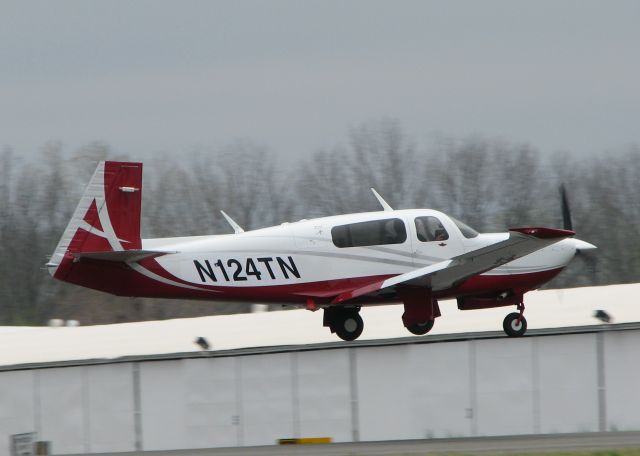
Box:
503;302;527;337
324;307;364;341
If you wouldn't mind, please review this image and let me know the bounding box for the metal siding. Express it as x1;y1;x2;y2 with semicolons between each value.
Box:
239;353;295;446
86;363;136;453
38;367;85;454
474;337;535;435
139;360;187;450
604;331;640;431
182;358;239;448
356;345;412;441
537;334;599;433
407;341;472;438
2;328;640;452
0;370;35;456
295;349;352;442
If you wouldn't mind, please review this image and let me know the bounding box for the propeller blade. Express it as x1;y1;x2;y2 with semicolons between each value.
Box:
559;184;573;231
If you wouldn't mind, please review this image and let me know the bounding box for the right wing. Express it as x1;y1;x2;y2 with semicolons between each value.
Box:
332;227;574;304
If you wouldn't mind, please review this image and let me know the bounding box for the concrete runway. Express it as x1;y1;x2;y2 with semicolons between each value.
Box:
60;431;640;456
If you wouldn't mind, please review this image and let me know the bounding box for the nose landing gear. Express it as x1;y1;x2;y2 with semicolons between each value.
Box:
503;302;527;337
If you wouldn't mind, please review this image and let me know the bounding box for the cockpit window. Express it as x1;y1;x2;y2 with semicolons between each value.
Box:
331;218;407;248
415;216;449;242
450;216;479;238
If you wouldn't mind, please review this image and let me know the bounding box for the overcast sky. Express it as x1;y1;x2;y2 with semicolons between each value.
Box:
1;0;639;161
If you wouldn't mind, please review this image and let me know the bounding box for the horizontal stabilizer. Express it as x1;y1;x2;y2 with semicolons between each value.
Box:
72;250;171;262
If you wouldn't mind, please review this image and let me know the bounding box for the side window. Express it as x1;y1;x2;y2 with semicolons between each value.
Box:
331;218;407;248
415;216;449;242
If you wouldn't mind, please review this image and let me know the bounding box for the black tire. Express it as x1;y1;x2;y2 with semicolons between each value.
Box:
503;312;527;337
407;319;435;335
334;311;364;341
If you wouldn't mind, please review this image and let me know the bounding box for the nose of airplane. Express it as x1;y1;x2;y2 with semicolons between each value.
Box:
573;239;597;251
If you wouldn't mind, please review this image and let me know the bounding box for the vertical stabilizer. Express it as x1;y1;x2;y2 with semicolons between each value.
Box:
48;161;142;277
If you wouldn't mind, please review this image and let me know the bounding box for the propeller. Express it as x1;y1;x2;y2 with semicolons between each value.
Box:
559;183;573;231
559;183;597;282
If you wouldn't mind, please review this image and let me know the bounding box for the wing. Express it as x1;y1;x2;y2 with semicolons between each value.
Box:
331;227;574;304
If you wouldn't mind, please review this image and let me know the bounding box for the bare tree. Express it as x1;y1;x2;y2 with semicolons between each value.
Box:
1;129;639;326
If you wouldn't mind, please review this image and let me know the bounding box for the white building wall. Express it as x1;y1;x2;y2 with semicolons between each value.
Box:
139;360;188;450
406;342;472;438
139;357;243;451
37;367;86;455
294;349;352;442
85;364;136;453
604;330;640;431
239;353;295;446
181;357;240;449
356;345;413;441
1;328;639;455
0;370;36;455
536;334;599;433
474;338;536;436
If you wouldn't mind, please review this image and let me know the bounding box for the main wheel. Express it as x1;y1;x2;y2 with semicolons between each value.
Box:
333;311;364;341
503;312;527;337
406;319;435;335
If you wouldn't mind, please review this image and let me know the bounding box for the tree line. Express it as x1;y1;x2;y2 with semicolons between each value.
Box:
1;119;638;325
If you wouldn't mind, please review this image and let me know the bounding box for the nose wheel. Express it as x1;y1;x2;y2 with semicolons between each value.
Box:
503;303;527;337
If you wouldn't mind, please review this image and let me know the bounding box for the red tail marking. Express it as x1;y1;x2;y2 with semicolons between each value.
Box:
69;198;112;254
82;199;104;231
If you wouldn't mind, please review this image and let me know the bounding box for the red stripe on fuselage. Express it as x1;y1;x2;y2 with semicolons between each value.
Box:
437;267;564;299
55;256;565;305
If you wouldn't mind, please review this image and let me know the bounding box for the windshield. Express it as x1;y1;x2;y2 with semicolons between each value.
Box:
450;217;479;238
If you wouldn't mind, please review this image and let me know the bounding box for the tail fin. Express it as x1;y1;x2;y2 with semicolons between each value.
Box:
48;161;142;277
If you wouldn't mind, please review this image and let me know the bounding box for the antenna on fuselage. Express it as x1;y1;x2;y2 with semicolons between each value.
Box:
220;210;245;234
370;188;393;211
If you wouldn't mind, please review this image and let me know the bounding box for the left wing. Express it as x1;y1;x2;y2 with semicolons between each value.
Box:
331;227;574;304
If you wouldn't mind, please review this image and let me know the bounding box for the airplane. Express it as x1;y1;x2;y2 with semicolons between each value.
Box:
47;161;596;341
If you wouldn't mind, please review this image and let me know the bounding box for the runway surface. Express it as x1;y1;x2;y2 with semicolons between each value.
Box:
60;431;640;456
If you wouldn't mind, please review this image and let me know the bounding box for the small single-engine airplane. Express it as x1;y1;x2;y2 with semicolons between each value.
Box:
48;161;596;341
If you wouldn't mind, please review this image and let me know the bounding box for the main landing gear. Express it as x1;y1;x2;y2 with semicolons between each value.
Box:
323;306;364;341
503;303;527;337
399;286;439;337
406;319;435;335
